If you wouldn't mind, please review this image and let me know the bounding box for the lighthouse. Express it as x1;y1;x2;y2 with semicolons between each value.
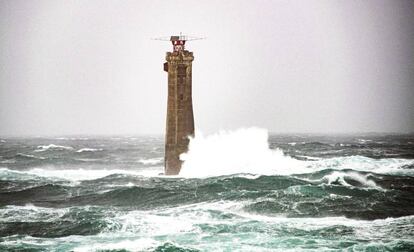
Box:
163;35;196;175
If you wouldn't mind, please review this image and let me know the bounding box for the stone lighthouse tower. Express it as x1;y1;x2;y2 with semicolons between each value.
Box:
163;35;195;175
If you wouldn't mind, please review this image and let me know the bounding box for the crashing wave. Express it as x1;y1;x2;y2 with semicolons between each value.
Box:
179;128;414;178
321;171;381;189
179;128;302;177
34;144;74;152
76;148;103;153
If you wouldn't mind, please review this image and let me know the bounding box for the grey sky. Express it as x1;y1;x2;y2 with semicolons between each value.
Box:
1;0;413;136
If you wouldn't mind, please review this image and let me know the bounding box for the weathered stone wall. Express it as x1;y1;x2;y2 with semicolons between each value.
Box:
164;50;194;175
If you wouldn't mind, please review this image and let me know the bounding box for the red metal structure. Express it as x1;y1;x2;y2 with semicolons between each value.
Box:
153;34;204;52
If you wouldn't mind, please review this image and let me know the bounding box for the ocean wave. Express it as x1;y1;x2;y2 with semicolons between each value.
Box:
73;158;103;163
1;132;414;252
76;148;103;153
0;159;15;164
0;201;414;251
0;204;68;222
294;155;321;161
1;154;413;184
0;167;44;181
319;170;381;189
307;155;414;176
179;128;414;178
16;153;46;160
357;138;373;144
0;167;163;181
138;157;163;165
55;137;89;140
2;172;412;219
34;144;74;152
0;201;413;251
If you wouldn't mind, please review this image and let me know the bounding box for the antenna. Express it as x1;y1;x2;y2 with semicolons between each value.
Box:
152;34;205;52
151;35;206;41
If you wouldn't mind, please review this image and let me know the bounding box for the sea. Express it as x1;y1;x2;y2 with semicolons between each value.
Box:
0;128;413;251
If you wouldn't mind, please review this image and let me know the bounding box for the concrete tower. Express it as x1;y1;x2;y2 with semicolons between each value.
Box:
163;35;195;175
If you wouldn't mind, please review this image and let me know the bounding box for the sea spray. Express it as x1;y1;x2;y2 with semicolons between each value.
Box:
180;128;414;177
180;128;303;177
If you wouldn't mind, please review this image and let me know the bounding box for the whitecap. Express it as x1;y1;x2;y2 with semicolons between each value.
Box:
356;138;372;144
16;153;46;160
74;158;101;162
307;155;414;176
295;155;321;161
322;171;382;189
34;144;74;152
138;157;163;165
76;148;103;153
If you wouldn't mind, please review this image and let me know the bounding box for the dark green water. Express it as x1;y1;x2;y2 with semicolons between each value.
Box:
1;131;413;251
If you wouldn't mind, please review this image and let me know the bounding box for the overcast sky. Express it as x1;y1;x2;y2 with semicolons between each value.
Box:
1;0;413;136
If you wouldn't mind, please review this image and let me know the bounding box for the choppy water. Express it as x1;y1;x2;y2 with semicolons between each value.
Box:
1;129;414;251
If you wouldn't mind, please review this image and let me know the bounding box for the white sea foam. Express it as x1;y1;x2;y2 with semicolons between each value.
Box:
3;202;413;236
322;171;381;189
0;201;412;251
74;158;101;162
102;200;414;243
76;148;103;153
295;155;321;161
138;157;163;165
0;167;43;180
357;138;372;144
307;155;414;175
179;128;414;178
34;144;74;152
73;238;159;252
16;153;46;160
180;128;303;177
